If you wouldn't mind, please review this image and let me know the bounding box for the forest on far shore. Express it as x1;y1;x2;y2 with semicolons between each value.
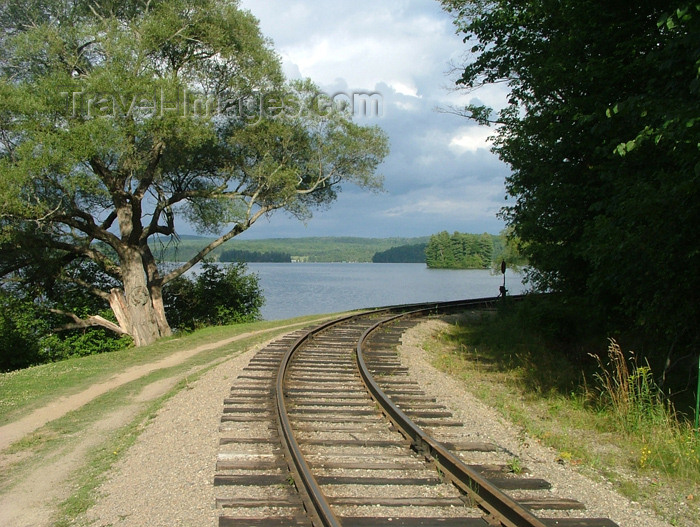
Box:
424;231;501;269
149;235;432;263
149;233;511;267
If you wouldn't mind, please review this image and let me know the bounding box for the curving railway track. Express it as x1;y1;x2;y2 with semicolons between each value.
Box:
214;299;620;527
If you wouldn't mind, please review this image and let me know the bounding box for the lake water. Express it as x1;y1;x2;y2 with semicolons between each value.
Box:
244;263;527;320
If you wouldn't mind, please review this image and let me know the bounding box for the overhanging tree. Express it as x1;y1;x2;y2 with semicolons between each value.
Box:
0;0;389;346
441;1;700;367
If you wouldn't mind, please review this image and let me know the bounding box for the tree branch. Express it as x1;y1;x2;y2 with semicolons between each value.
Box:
134;140;166;201
100;210;118;231
160;204;275;285
49;308;128;336
48;239;122;279
71;276;113;301
54;208;123;248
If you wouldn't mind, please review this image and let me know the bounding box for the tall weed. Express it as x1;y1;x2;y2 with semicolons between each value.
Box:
591;339;670;433
591;339;699;477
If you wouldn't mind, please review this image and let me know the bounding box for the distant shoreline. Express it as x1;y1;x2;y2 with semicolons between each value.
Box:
150;235;432;263
150;233;505;266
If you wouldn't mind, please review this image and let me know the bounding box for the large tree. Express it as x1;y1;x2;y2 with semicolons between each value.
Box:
441;1;700;361
0;0;389;346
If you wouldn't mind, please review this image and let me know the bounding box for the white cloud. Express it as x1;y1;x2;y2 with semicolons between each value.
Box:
242;0;461;95
449;126;495;153
393;100;419;111
389;81;421;98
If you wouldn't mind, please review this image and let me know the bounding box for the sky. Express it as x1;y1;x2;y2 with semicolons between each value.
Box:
235;0;511;239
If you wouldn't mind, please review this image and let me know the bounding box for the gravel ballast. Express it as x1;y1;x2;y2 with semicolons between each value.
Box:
80;320;677;527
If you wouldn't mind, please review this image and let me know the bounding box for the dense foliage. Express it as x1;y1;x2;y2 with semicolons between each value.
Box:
0;288;48;371
441;1;700;376
0;279;131;372
425;231;494;269
162;262;263;331
0;0;388;347
372;243;427;263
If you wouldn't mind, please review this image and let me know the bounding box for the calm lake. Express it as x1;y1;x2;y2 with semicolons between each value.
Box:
243;263;527;320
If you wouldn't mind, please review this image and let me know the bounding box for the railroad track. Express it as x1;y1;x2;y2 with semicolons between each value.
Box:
214;299;620;527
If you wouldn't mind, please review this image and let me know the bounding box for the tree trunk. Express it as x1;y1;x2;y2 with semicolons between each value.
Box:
108;252;171;347
150;284;172;339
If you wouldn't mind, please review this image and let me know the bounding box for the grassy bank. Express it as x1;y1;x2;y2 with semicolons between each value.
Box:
426;307;700;527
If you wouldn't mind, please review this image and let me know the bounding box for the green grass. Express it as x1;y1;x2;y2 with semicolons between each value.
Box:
428;308;700;526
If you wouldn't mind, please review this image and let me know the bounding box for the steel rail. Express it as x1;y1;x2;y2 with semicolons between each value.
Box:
275;311;380;527
273;296;526;526
355;297;549;527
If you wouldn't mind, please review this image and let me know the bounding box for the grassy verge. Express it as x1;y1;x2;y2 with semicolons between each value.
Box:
426;307;700;527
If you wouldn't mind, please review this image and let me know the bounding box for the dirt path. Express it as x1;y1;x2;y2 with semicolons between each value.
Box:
0;319;328;527
0;323;304;452
1;406;145;527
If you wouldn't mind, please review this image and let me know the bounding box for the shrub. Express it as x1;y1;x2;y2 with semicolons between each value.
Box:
1;260;132;370
0;285;132;371
1;261;263;371
163;261;264;331
38;330;132;363
0;288;47;371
